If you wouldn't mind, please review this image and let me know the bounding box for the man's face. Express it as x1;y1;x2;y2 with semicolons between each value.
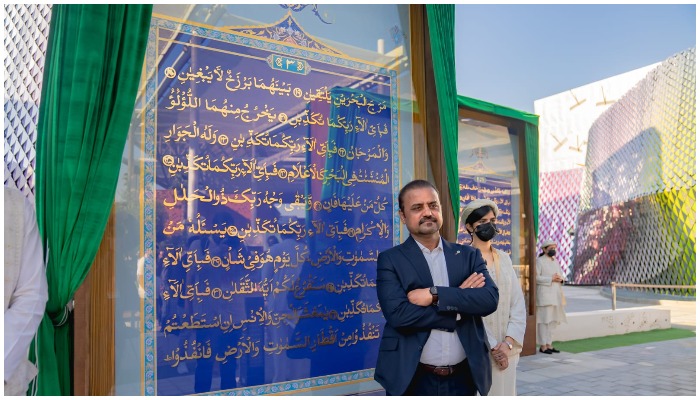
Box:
399;187;443;237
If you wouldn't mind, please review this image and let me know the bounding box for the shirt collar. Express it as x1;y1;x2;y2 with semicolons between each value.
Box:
415;237;443;253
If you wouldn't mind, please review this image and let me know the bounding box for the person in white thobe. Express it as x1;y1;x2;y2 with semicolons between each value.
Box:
536;239;567;354
4;185;49;395
462;199;526;396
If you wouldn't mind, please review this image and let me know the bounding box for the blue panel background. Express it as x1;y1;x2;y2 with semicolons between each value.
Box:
144;17;398;396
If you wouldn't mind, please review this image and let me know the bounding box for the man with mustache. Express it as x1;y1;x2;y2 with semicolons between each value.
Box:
374;180;499;396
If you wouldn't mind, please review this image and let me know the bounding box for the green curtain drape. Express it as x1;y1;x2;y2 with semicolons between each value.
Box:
31;4;152;395
524;123;539;236
456;95;540;236
426;5;459;231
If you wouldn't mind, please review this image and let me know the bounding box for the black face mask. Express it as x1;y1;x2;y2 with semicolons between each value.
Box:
474;222;497;242
547;249;556;257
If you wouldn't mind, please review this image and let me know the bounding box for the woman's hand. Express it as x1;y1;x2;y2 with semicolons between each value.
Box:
491;343;510;370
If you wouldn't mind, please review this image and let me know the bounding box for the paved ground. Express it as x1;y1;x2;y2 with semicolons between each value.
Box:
516;285;696;396
361;285;696;396
517;337;696;396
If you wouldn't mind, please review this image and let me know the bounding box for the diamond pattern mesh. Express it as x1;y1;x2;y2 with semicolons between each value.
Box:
3;4;52;196
573;49;696;296
537;168;583;278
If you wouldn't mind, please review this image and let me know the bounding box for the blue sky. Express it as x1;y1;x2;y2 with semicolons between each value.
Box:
455;4;696;113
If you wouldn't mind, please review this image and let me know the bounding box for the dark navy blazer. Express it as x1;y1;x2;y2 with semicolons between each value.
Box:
374;236;499;395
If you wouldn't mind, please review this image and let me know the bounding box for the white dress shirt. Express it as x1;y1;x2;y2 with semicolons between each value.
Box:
416;239;467;366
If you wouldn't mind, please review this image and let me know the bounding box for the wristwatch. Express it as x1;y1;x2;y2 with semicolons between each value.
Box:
504;340;513;350
429;286;438;306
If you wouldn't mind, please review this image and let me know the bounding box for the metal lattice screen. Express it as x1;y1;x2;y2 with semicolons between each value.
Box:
573;49;696;296
538;168;584;279
3;4;52;197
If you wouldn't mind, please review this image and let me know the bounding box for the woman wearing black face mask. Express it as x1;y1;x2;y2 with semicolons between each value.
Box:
461;200;526;396
535;240;567;355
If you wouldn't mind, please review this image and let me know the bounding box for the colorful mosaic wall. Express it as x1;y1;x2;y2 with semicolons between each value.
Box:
572;49;696;296
535;62;656;280
3;4;51;196
537;168;583;278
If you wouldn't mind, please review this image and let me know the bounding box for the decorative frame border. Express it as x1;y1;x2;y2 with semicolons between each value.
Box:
142;15;400;396
226;11;344;56
212;369;374;396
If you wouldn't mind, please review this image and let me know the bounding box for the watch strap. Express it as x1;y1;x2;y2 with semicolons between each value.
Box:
430;286;438;306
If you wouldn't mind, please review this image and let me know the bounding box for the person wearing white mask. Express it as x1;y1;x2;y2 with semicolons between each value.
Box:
536;239;567;354
461;199;526;396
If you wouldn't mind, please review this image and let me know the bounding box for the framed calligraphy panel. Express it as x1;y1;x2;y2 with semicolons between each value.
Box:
134;12;400;396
